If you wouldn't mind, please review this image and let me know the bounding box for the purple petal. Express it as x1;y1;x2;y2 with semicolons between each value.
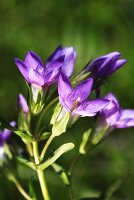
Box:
14;58;30;82
2;121;16;142
74;99;109;117
110;59;127;74
114;119;134;128
61;47;76;77
58;73;72;111
24;51;44;70
46;45;63;64
46;46;76;77
104;93;120;108
44;56;65;85
119;109;134;120
19;94;29;114
69;78;93;104
29;68;44;86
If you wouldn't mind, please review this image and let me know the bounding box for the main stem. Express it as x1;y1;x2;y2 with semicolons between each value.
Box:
33;141;51;200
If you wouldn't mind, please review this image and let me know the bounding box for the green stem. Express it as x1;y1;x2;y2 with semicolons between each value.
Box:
40;135;54;160
33;141;51;200
35;97;58;134
9;174;32;200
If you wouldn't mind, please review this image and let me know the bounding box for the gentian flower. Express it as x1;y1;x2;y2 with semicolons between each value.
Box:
18;94;29;114
85;52;127;79
58;73;109;117
0;121;16;159
14;46;76;88
99;93;134;128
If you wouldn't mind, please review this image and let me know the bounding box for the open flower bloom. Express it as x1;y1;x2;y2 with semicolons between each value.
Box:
14;46;76;87
100;93;134;128
58;73;109;117
85;52;127;79
18;94;29;114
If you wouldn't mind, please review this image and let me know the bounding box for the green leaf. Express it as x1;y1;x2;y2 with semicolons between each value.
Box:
79;129;91;154
52;112;70;137
17;157;36;170
0;116;33;142
38;143;75;170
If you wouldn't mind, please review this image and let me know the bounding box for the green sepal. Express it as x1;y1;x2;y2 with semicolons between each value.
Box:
50;102;62;125
30;85;44;115
38;143;75;170
17;156;36;170
92;126;108;145
52;112;70;137
79;129;91;154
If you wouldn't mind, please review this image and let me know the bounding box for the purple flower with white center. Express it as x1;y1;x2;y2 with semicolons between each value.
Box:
85;52;127;79
18;94;29;114
100;93;134;128
58;73;109;117
14;46;76;87
0;121;16;147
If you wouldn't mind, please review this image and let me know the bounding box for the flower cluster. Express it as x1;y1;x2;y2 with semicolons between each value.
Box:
0;45;134;200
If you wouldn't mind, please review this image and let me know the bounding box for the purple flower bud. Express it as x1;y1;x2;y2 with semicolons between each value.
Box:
58;73;109;117
85;52;127;79
0;121;16;147
18;94;29;114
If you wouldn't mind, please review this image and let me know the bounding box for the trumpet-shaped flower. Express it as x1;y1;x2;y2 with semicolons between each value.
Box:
100;93;134;128
85;52;127;79
58;73;109;117
14;46;76;87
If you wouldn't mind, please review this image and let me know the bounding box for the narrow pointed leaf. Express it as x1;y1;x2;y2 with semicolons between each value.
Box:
38;143;75;170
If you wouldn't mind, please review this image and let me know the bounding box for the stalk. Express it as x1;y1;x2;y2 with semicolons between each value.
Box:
33;141;51;200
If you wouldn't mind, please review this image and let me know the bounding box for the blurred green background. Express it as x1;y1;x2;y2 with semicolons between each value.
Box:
0;0;134;199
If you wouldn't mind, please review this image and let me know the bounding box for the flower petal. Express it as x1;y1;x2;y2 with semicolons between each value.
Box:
58;73;72;111
24;51;44;69
104;93;120;108
29;68;44;86
74;99;109;117
119;109;134;120
69;78;93;104
14;58;30;82
46;46;76;77
114;119;134;128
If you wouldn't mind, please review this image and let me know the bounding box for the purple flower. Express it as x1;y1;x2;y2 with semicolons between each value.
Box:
58;73;109;117
85;52;127;79
100;93;134;128
0;121;16;147
18;94;29;114
14;46;76;87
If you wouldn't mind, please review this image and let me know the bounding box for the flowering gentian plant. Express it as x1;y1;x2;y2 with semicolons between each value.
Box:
0;45;133;200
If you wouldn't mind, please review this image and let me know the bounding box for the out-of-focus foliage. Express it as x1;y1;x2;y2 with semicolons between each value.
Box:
0;0;134;199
